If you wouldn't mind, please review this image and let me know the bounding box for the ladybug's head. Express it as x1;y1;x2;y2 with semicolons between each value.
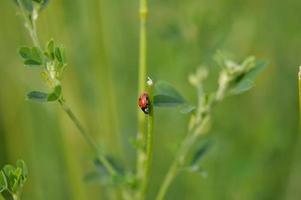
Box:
138;92;150;114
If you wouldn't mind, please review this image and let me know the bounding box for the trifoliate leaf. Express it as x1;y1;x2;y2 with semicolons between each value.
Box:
154;81;186;107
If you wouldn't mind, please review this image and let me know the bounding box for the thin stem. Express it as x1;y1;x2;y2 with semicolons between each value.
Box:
155;129;200;200
136;0;149;197
156;93;214;200
16;2;117;177
299;66;301;126
58;99;117;176
139;81;154;198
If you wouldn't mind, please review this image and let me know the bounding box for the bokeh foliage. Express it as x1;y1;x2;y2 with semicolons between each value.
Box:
0;0;299;199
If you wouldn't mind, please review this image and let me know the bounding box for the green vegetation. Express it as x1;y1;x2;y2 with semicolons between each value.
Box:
0;160;27;200
0;0;299;199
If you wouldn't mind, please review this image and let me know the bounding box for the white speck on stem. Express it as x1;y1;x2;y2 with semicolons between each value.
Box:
147;76;153;86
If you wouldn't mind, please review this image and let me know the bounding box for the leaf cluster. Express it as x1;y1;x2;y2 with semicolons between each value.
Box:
19;39;66;103
0;160;28;200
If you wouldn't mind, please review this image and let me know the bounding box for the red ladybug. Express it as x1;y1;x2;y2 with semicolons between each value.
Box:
138;92;150;114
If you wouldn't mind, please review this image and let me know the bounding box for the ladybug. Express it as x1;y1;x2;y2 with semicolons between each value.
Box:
138;92;150;114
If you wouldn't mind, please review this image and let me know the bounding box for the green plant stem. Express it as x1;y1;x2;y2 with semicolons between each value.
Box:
16;0;40;49
156;91;220;200
58;99;117;176
136;0;149;198
16;1;117;177
299;66;301;126
139;82;154;199
155;120;207;200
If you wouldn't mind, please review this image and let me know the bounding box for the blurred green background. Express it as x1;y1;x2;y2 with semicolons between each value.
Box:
0;0;300;199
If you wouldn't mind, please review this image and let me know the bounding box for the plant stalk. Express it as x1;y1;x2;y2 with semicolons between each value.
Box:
139;80;154;199
155;123;205;200
299;66;301;126
58;99;117;176
136;0;149;198
16;1;117;177
156;93;217;200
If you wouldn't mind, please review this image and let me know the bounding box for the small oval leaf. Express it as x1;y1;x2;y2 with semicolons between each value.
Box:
19;47;31;59
47;85;62;101
55;47;64;63
27;91;48;102
180;104;196;114
24;59;42;66
154;81;186;107
190;141;212;166
231;60;267;94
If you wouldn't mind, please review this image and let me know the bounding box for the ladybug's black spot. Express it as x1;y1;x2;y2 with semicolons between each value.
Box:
142;107;150;114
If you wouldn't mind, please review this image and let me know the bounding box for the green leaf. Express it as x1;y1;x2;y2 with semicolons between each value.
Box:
190;141;211;167
31;47;43;63
55;47;65;63
154;81;186;107
231;60;267;94
2;165;15;190
2;165;15;178
19;47;31;59
0;160;28;197
16;160;28;181
180;104;196;114
19;47;43;66
47;39;55;59
27;91;48;102
24;59;42;66
0;171;7;193
47;85;62;101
